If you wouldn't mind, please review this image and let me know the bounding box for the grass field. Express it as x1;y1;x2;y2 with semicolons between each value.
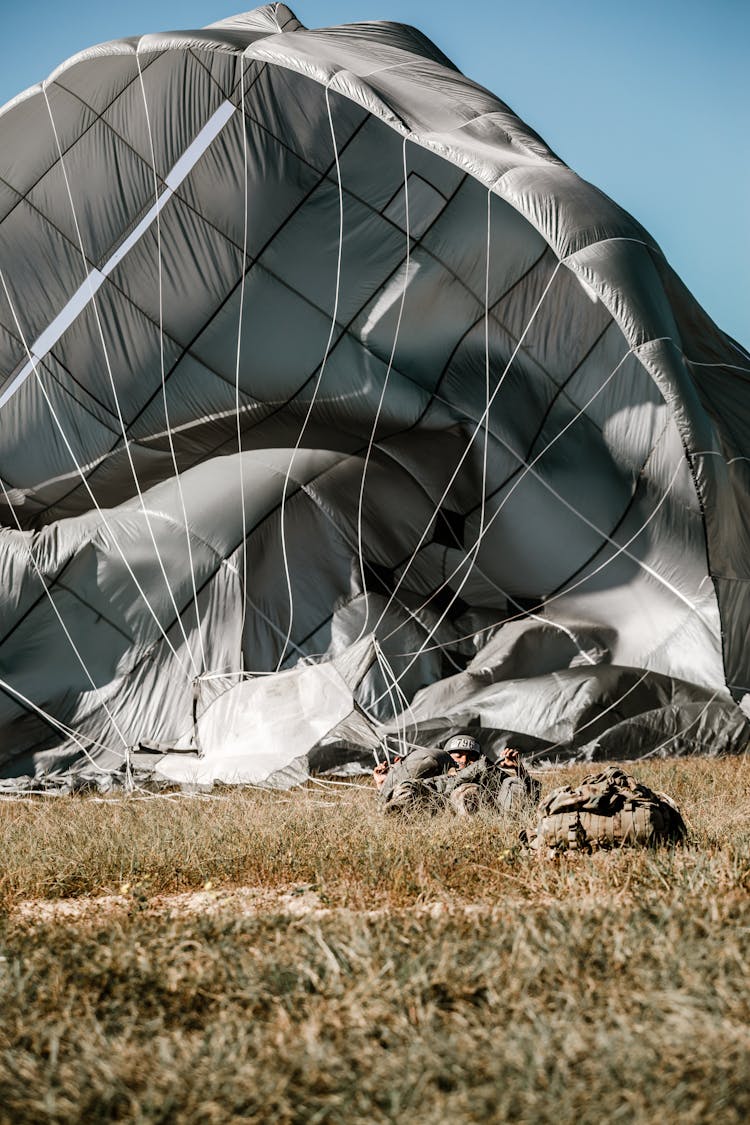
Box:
2;757;750;1123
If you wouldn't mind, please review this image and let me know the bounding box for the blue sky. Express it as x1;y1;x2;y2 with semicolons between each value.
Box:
2;0;747;346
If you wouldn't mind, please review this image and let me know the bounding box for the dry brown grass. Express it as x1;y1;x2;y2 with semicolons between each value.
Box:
1;757;750;1122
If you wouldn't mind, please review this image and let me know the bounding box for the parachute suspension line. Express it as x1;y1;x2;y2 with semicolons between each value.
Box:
368;262;562;684
0;271;191;679
135;51;207;674
233;57;251;668
381;340;641;649
373;640;420;743
379;330;715;692
0;673;121;776
373;641;408;754
275;80;344;673
353;132;412;646
525;668;653;763
0;475;130;754
368;188;496;707
40;84;198;678
369;258;563;645
642;690;722;759
391;457;687;660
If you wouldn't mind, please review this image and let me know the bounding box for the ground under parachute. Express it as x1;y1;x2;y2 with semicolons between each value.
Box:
1;4;749;785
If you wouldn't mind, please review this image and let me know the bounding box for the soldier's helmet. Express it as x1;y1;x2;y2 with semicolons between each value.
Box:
444;734;481;760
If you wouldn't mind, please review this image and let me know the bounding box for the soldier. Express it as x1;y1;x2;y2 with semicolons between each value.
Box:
443;742;541;816
374;733;539;816
375;743;456;814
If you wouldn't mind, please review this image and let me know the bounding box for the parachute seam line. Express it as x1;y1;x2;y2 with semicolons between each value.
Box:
0;56;164;233
641;691;722;758
388;335;713;651
39;84;198;676
31;359;121;433
381;168;448;209
373;207;577;702
526;669;655;762
0;177;260;414
542;414;676;600
369;260;564;643
353;132;412;645
136;49;207;673
371;244;553;446
52;580;135;643
376;358;684;689
0;474;130;752
234;57;250;663
57;111;372;470
185;47;234;100
0;675;119;772
389;341;645;647
462;317;617;517
392;455;686;661
0;346;123;438
275;81;345;672
109;458;352;685
0;268;191;679
561;236;665;263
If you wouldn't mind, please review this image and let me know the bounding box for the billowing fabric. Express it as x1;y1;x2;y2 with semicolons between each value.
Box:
0;4;749;782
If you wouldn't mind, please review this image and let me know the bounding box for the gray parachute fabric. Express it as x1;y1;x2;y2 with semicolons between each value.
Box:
0;4;749;785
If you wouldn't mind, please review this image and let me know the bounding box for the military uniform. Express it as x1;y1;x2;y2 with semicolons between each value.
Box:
379;746;456;814
379;744;539;816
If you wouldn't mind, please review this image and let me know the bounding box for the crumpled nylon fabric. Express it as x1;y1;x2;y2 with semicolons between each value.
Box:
0;4;748;781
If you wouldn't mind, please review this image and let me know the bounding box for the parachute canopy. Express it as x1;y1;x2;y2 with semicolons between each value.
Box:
1;4;749;784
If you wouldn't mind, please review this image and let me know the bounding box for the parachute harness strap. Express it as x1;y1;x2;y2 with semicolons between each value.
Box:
275;77;345;672
37;83;195;678
136;49;207;674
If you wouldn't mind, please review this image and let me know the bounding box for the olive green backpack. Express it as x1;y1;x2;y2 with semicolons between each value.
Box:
523;766;687;853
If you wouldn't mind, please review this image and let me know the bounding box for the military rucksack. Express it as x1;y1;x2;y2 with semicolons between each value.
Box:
522;766;687;852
